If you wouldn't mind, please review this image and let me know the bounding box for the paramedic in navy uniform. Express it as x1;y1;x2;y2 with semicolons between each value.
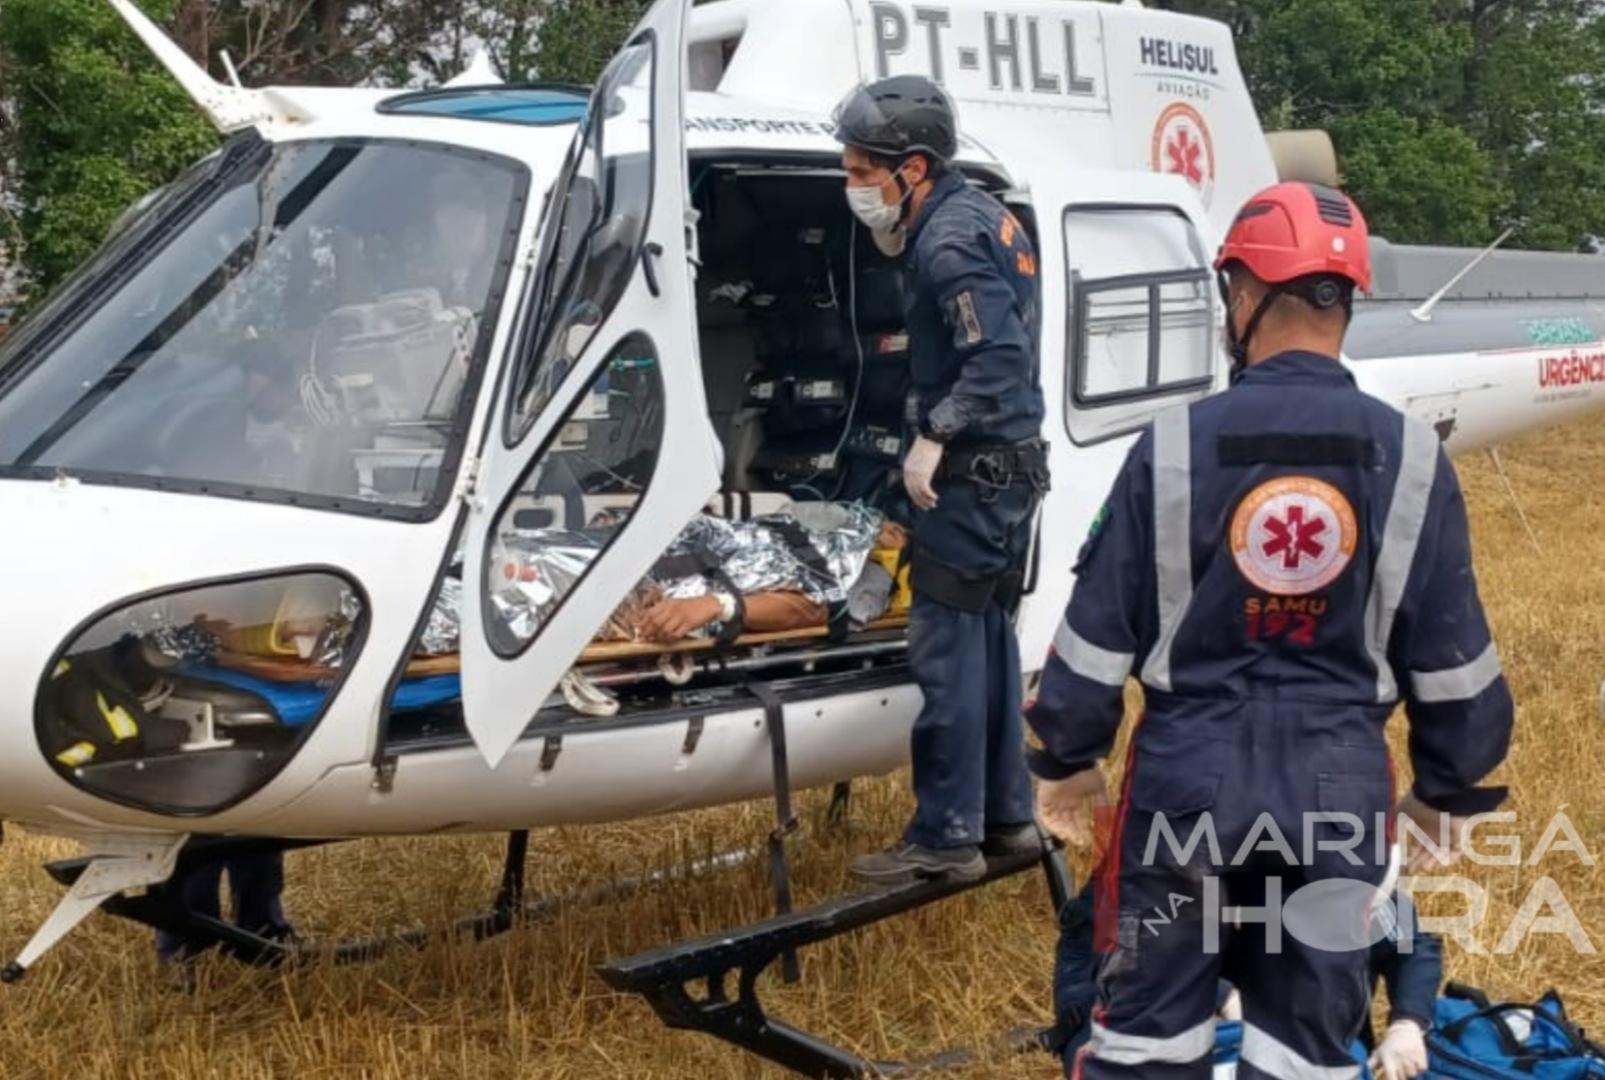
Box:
1027;183;1513;1079
833;77;1050;885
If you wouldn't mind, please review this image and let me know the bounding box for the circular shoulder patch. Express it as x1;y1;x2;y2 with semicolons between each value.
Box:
1230;476;1358;596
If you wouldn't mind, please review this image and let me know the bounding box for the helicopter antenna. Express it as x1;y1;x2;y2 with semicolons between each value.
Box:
1410;227;1514;324
219;49;244;90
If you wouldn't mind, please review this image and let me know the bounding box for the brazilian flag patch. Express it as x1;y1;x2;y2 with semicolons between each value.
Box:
1087;503;1111;540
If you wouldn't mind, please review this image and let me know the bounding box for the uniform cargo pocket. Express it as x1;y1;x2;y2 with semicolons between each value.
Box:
1312;773;1392;875
1128;741;1224;817
1314;773;1391;820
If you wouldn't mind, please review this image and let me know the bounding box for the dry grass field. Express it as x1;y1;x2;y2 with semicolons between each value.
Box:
1;417;1602;1079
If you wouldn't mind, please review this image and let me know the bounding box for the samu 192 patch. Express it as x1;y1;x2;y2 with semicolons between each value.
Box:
949;290;984;347
1230;476;1357;595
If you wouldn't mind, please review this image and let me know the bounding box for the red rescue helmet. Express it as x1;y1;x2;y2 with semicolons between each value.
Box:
1214;182;1372;294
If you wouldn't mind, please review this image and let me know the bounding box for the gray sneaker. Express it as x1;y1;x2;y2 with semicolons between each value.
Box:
982;823;1046;858
849;842;987;886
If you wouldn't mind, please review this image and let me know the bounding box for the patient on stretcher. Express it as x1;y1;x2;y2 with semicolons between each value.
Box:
481;503;910;651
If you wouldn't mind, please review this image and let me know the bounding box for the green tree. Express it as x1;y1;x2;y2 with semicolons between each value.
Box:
526;0;651;84
1152;0;1605;250
0;0;216;297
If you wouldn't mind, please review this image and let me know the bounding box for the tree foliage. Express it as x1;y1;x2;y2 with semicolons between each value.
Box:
0;0;216;294
1156;0;1605;249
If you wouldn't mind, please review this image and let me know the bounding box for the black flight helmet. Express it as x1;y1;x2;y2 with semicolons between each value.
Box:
832;76;958;165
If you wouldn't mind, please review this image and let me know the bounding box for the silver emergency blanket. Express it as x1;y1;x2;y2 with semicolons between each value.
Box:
482;504;885;647
314;587;365;669
658;504;881;609
418;577;463;656
489;530;609;646
136;614;223;665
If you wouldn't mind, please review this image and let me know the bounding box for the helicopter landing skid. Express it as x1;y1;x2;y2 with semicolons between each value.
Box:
596;841;1075;1079
2;830;192;983
7;830;763;979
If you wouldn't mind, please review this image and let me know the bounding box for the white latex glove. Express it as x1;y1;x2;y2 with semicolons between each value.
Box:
1368;1019;1429;1080
1034;767;1110;847
1396;792;1472;872
902;435;945;512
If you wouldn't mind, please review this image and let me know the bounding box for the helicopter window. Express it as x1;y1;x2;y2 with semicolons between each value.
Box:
507;36;655;446
486;334;664;657
37;570;367;817
0;139;527;518
0;142;242;379
1064;206;1215;443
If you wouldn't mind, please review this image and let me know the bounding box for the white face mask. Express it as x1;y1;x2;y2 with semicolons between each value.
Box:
846;183;904;233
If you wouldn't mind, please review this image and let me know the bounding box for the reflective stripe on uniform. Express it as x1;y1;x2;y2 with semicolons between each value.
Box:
1364;418;1439;703
1053;617;1134;688
55;741;96;768
1240;1022;1360;1080
96;692;139;742
1140;405;1194;693
1411;641;1502;703
1089;1016;1216;1066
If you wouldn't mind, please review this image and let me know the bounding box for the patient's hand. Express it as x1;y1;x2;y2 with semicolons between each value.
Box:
639;595;723;643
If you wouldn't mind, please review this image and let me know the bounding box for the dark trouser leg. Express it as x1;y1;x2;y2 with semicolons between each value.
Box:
1231;870;1370;1079
154;860;225;962
904;592;987;849
983;600;1034;829
226;852;290;937
1229;813;1383;1080
1053;882;1100;1076
1077;806;1220;1080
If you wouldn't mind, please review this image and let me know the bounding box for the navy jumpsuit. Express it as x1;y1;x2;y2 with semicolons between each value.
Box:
901;169;1046;849
1026;352;1513;1078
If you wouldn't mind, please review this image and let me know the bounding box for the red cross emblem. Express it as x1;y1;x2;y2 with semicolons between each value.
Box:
1166;127;1204;187
1260;504;1329;570
1230;476;1358;596
1151;103;1216;206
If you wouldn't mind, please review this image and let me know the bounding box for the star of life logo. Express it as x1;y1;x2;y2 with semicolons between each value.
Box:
1151;102;1216;206
1230;476;1357;595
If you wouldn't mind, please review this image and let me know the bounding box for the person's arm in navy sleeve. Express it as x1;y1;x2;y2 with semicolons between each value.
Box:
1370;894;1442;1030
921;227;1035;442
1391;447;1514;814
1025;434;1154;778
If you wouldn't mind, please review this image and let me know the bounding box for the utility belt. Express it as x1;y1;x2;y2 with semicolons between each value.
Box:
910;552;1027;615
936;438;1051;502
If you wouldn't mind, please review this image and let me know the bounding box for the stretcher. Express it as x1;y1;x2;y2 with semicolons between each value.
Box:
181;615;911;729
208;615;911;682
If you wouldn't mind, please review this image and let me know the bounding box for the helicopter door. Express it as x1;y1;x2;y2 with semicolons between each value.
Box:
458;0;719;768
1016;167;1221;664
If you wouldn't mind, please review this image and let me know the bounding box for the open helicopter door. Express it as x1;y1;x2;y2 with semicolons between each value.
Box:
458;0;719;768
1016;166;1222;663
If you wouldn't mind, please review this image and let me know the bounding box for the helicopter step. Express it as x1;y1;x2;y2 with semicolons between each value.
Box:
596;841;1075;1079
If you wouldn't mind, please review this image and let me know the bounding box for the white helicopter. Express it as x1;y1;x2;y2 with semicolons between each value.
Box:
2;0;1604;1042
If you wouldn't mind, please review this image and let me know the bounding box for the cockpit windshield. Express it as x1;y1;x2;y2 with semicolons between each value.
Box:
0;134;527;517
